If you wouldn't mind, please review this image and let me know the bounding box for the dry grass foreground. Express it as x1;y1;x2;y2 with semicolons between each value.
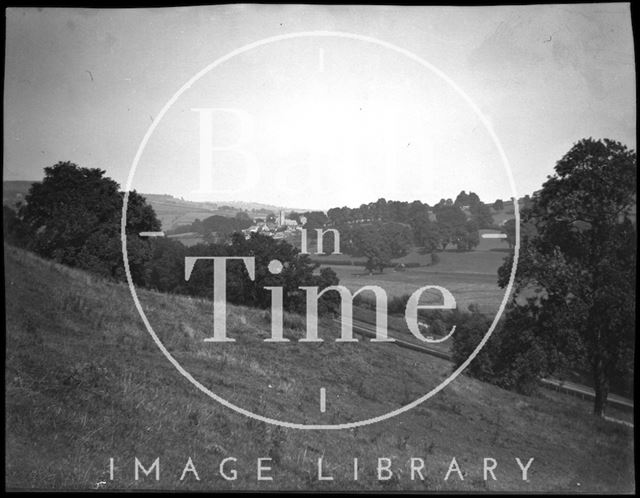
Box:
4;244;634;492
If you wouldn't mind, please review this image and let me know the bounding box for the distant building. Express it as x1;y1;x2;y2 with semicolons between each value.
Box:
283;219;298;229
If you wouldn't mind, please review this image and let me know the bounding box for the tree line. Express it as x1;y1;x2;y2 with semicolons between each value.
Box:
319;192;496;271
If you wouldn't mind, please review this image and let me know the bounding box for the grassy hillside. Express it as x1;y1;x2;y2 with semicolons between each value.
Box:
4;245;634;491
140;194;305;232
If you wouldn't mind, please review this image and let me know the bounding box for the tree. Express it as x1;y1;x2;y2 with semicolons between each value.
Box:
451;302;560;395
346;222;412;273
301;211;329;229
235;211;252;222
349;224;391;273
18;161;160;284
286;211;301;223
454;220;480;251
434;205;468;251
454;191;469;208
451;308;496;382
146;237;187;293
520;195;533;210
379;222;413;259
409;209;442;253
498;138;636;417
326;206;349;226
501;214;537;250
372;198;389;221
470;202;494;228
493;199;504;211
502;219;516;249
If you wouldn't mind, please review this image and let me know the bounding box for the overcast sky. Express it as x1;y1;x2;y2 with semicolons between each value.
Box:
4;4;635;210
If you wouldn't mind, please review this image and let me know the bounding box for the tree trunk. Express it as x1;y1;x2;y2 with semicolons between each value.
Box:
592;357;609;418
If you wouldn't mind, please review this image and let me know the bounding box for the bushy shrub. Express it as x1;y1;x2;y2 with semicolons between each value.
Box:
388;294;411;315
451;304;551;395
451;309;497;382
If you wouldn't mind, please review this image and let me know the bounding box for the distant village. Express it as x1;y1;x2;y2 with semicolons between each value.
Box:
242;211;306;240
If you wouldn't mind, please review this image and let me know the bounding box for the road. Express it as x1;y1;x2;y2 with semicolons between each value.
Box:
340;317;634;413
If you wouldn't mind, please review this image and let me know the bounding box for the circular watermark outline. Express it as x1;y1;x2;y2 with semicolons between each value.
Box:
121;31;521;430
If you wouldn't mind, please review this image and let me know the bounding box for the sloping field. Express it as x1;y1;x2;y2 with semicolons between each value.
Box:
4;245;634;491
311;229;512;313
325;265;504;314
320;242;510;314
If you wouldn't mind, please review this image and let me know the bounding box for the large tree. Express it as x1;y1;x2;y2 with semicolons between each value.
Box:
301;211;329;229
434;204;468;251
346;222;413;273
410;210;442;253
498;138;636;416
470;202;494;229
502;218;517;249
348;224;391;273
454;219;480;251
18;161;160;284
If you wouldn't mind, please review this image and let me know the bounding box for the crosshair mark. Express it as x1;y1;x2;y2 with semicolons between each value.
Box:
320;387;326;413
139;231;165;237
481;233;507;239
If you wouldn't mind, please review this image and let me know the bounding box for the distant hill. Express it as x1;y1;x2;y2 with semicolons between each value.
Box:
2;180;39;207
142;193;310;215
126;194;308;232
166;214;252;237
144;194;307;214
2;183;307;231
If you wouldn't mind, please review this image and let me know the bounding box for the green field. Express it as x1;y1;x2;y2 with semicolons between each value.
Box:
311;230;512;314
324;265;504;315
4;245;634;491
144;198;244;232
166;232;206;247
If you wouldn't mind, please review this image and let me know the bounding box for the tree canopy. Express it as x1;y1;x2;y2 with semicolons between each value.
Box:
17;161;160;284
498;138;636;416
